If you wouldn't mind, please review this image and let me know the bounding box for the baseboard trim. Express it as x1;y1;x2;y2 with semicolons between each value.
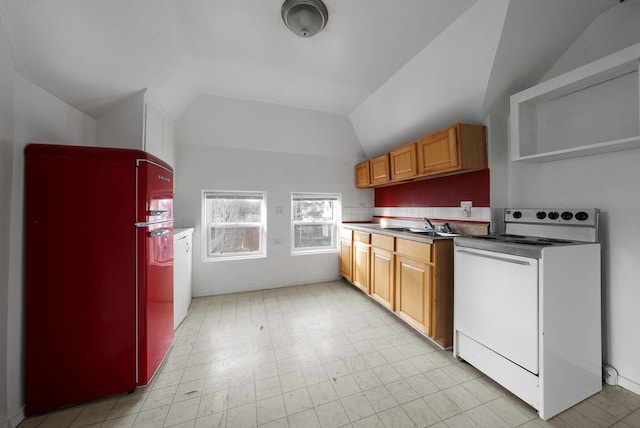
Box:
618;374;640;395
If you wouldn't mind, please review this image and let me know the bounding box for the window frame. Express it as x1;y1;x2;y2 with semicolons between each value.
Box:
291;192;341;255
201;190;267;262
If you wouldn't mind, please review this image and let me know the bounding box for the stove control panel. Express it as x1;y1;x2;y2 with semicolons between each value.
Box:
505;208;599;226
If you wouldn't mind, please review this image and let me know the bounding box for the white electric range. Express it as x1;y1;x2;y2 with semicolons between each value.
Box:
453;208;602;420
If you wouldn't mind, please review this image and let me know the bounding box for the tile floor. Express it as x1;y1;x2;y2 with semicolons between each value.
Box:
19;280;640;428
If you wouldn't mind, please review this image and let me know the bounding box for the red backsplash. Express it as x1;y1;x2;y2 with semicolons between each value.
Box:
375;169;490;207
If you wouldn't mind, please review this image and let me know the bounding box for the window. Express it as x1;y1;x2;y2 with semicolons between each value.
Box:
291;193;341;254
202;190;266;261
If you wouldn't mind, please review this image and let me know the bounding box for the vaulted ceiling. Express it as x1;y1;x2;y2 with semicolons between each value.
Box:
1;0;620;154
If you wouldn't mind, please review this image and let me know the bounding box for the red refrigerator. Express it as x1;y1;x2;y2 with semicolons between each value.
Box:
24;144;174;415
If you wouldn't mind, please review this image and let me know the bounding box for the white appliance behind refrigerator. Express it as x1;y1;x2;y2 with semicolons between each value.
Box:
174;228;194;329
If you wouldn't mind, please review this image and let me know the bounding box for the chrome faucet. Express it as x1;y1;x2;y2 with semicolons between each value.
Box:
423;217;435;230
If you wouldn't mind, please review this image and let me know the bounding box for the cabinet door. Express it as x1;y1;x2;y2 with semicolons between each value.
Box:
355;161;371;188
339;239;353;281
353;241;370;293
395;255;431;335
371;246;394;310
370;154;390;185
430;240;454;348
162;119;176;168
417;126;459;175
390;142;418;181
144;102;164;159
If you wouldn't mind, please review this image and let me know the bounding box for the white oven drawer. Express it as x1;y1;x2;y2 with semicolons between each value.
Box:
454;247;539;374
456;332;539;408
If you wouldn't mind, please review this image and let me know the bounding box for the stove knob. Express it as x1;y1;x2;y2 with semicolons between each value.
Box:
575;211;589;221
548;211;560;220
561;211;573;220
536;211;547;219
512;211;522;219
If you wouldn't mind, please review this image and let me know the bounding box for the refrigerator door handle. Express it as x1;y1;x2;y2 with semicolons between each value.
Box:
135;220;174;227
148;210;170;216
149;229;170;237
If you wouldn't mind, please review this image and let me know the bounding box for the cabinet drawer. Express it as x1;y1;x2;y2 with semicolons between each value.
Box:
340;228;353;240
371;233;394;251
354;231;371;244
396;238;431;262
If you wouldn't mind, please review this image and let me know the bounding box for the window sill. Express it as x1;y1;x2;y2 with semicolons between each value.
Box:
203;253;267;262
291;248;339;256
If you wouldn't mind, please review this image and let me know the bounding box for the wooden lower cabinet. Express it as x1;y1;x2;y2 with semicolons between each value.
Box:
394;238;454;348
339;228;353;282
341;229;454;348
370;233;395;310
339;239;353;282
395;254;432;334
352;231;371;293
429;240;454;347
353;241;370;293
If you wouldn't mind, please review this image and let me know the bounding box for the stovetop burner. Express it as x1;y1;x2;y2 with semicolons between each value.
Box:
474;234;575;246
455;208;600;258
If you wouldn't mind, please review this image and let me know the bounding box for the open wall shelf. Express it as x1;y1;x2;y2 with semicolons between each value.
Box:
510;42;640;162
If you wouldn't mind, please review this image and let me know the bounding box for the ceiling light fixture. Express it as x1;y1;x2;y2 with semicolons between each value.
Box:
281;0;328;38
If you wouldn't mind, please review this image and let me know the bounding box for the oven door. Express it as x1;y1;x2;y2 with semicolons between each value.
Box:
454;246;539;374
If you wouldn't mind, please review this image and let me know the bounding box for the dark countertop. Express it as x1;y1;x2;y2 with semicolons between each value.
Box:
341;223;459;244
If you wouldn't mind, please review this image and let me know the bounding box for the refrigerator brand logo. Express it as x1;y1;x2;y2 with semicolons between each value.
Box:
158;174;171;183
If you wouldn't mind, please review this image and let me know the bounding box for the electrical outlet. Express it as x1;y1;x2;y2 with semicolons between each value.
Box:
460;201;472;217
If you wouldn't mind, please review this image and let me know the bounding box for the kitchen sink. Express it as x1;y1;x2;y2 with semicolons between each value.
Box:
382;227;439;236
381;227;459;237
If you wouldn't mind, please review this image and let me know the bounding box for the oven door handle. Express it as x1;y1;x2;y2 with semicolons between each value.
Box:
456;249;531;266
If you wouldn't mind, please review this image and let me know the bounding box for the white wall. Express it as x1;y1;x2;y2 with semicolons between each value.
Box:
507;0;640;394
2;72;96;427
349;0;509;159
96;90;144;150
175;95;372;296
0;12;15;428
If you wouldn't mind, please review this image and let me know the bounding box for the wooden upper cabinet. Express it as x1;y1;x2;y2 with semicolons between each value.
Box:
416;127;458;175
354;123;487;188
370;154;390;185
390;142;417;182
355;161;371;188
417;123;487;177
